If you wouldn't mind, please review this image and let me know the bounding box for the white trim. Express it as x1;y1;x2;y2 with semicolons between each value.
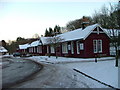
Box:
93;40;102;53
71;41;74;54
83;25;98;40
97;26;100;34
47;46;49;53
84;24;110;40
50;45;55;53
76;41;80;54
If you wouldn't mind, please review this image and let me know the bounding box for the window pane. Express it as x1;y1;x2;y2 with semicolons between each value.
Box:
76;41;80;54
80;43;84;50
51;46;55;53
71;42;74;54
98;40;102;53
93;40;97;53
62;43;68;53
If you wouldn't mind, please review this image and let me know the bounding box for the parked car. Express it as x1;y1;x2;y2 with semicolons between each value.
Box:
13;52;21;57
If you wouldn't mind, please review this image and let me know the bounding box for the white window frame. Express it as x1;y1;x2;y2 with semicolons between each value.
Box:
76;41;80;54
62;42;68;53
79;43;84;50
97;27;100;35
98;40;102;53
50;45;55;53
71;41;74;54
47;46;49;53
93;40;102;53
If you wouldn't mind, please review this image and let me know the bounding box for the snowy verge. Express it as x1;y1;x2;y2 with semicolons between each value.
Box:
28;56;115;64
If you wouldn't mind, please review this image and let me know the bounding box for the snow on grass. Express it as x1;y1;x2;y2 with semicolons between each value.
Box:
64;60;118;88
28;56;118;88
28;56;115;63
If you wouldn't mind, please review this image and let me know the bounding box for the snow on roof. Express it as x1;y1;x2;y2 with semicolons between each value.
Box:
58;24;99;42
19;40;41;49
30;40;41;47
40;24;108;45
19;43;30;49
40;37;53;45
0;46;7;52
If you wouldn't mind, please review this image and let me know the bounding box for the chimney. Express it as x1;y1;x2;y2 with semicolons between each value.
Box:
81;16;89;29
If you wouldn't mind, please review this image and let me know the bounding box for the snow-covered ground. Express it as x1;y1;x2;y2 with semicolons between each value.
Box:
28;56;115;63
28;56;119;88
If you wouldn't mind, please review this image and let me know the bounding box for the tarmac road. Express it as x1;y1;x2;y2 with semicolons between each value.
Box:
12;61;108;88
2;57;42;88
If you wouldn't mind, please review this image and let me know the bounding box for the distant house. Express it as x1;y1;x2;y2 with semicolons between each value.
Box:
28;40;43;55
18;43;30;54
18;24;111;58
0;46;8;55
40;24;110;58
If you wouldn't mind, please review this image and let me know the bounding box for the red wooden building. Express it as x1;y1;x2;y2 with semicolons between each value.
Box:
18;24;110;58
40;24;110;58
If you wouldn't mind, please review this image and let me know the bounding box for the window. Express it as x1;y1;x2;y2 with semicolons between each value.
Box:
62;42;68;53
93;40;97;53
29;48;31;53
32;48;34;53
51;45;55;53
98;40;102;53
76;41;80;54
38;46;42;53
30;48;33;53
79;43;84;50
37;47;39;53
71;42;74;54
47;46;49;53
68;44;71;50
93;40;102;53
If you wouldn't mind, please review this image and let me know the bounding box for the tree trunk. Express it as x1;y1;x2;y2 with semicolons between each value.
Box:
115;49;119;67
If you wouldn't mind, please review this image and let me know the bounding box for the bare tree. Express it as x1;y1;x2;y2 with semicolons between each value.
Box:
47;34;64;59
92;2;120;67
66;16;92;31
108;3;120;67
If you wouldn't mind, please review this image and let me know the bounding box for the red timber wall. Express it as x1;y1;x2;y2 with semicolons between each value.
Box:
28;45;47;56
61;40;85;58
60;28;110;58
84;29;110;58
